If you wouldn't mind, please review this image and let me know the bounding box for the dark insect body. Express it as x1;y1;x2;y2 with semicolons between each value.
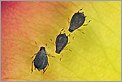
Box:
55;33;68;54
68;9;86;32
32;47;49;74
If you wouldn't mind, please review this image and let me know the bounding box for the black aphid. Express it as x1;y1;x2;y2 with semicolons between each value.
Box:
32;47;49;74
55;33;68;54
68;9;90;32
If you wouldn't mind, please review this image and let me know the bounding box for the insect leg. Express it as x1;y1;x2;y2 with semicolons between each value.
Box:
31;60;34;73
72;36;75;39
64;47;72;52
34;41;39;47
68;33;71;37
60;28;66;34
65;49;72;52
49;39;55;45
68;18;70;25
50;39;52;41
78;29;85;34
31;53;37;59
69;49;72;52
83;20;91;26
45;43;48;46
47;54;55;58
43;67;48;74
60;54;63;61
68;32;75;39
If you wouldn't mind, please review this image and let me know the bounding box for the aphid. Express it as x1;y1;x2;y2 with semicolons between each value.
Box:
31;47;49;74
68;9;91;32
55;31;68;54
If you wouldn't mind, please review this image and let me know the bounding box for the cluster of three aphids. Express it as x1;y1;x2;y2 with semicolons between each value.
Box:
31;9;90;74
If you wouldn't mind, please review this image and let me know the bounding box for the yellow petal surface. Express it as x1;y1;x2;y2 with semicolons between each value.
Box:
2;1;121;80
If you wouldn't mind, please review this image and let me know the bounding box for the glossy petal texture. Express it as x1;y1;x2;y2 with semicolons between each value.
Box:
2;1;121;80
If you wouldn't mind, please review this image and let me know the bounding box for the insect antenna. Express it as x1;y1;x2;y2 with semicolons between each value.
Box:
31;53;37;59
78;8;83;13
30;41;40;59
60;28;65;34
67;32;75;40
